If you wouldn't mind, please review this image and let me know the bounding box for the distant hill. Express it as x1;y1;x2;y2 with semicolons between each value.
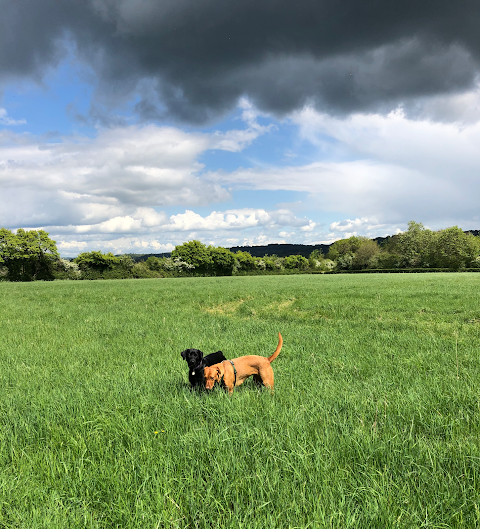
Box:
128;244;332;261
229;235;397;258
228;243;330;258
127;230;479;262
129;238;388;261
126;252;173;262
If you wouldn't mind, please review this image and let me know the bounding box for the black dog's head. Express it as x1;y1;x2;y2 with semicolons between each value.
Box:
181;348;204;370
181;348;228;388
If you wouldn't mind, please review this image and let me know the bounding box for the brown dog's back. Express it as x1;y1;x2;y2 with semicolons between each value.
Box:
204;332;283;392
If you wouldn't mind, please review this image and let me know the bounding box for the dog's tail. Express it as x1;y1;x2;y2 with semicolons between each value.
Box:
267;333;283;363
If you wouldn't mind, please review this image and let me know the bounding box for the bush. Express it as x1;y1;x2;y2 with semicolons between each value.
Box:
145;256;164;271
336;253;354;270
284;255;309;270
74;251;121;272
53;259;82;280
102;268;133;280
471;256;480;268
0;266;8;281
80;268;104;280
162;257;195;275
372;252;402;269
319;259;336;272
330;268;480;274
260;256;284;271
131;262;165;278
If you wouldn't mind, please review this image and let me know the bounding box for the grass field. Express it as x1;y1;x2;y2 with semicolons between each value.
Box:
1;273;480;528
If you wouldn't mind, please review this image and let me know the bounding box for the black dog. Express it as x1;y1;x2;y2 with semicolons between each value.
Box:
181;348;227;388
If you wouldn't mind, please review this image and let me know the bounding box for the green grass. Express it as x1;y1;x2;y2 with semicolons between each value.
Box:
1;274;480;528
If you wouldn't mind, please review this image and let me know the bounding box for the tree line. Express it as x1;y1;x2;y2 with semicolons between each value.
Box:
1;222;480;282
328;221;480;271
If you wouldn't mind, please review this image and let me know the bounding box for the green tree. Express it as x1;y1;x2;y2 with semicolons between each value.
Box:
73;251;121;272
0;228;59;281
327;236;366;270
117;255;135;271
374;251;402;269
145;256;164;271
209;246;235;275
327;236;363;261
0;228;16;264
171;240;213;273
308;249;324;270
234;251;257;272
389;221;435;268
431;226;480;270
284;254;309;270
352;239;380;269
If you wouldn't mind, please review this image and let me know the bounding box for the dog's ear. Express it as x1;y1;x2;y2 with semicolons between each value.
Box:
181;350;187;360
216;367;221;379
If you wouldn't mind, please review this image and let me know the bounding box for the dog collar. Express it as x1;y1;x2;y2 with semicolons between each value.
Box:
191;360;203;376
228;360;237;386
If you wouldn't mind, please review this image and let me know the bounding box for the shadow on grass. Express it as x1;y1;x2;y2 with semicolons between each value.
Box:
162;375;271;398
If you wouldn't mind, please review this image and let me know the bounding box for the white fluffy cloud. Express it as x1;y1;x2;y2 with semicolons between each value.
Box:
0;108;26;126
330;217;376;233
0;126;214;227
326;217;404;241
210;94;480;228
0;102;321;255
3;91;480;255
55;236;176;256
0;102;274;230
46;207;312;235
44;207;314;255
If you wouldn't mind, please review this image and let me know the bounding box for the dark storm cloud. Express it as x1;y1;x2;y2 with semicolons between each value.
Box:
1;0;480;122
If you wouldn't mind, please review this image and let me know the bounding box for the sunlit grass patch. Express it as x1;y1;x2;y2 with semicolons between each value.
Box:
264;298;296;312
202;296;253;316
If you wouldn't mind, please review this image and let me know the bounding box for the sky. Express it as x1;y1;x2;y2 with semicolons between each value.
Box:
1;0;480;256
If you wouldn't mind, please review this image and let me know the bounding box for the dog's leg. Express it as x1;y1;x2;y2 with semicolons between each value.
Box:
259;365;275;391
252;374;263;388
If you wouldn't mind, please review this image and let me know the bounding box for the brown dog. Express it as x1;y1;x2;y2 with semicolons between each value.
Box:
204;333;282;394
